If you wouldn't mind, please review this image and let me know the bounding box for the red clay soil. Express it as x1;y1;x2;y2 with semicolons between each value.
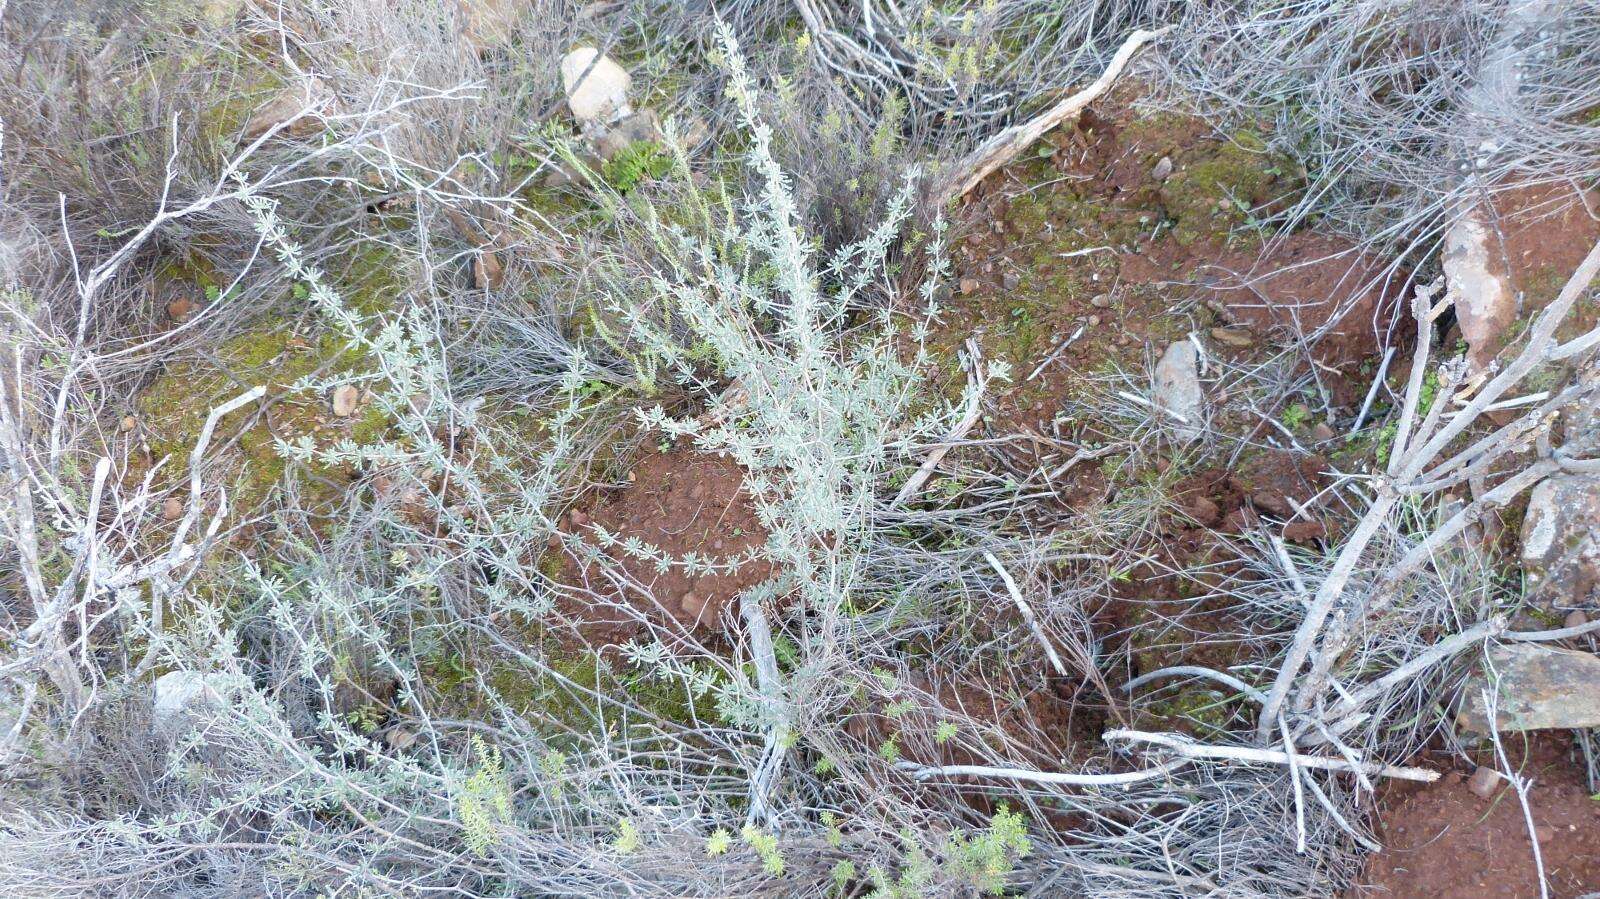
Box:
940;87;1406;476
845;669;1090;771
1356;734;1600;898
553;447;772;645
1485;181;1600;348
1205;232;1406;368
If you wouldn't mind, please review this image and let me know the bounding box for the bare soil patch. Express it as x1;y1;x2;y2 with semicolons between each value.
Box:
938;87;1407;450
1486;181;1600;350
552;447;772;646
1357;734;1600;898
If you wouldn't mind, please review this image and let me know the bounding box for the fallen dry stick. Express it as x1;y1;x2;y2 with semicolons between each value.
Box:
1104;729;1439;782
983;550;1068;677
901;757;1191;787
928;26;1172;208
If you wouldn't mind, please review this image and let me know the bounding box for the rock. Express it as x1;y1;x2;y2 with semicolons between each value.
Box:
596;109;662;161
166;297;194;321
1565;609;1588;630
330;384;359;418
959;278;980;295
1520;474;1600;607
1534;824;1555;844
560;48;631;126
1090;293;1112;308
161;497;184;521
541;161;584;188
1152;341;1204;442
119;415;137;432
568;508;589;528
1087;314;1101;327
473;249;504;290
1251;490;1294;518
1283;519;1326;543
1186;496;1221;526
1466;765;1501;798
1442;207;1516;374
1456;643;1600;734
1151;155;1174;181
386;727;418;751
1209;326;1254;348
1002;272;1020;291
152;671;234;727
679;590;706;621
1310;422;1336;443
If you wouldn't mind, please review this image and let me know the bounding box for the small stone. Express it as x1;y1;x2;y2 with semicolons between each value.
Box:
560;48;632;126
1310;422;1336;443
1186;496;1221;526
1210;326;1254;348
161;497;184;521
1534;825;1555;844
1565;609;1588;630
166;297;195;321
386;727;418;750
1251;490;1294;518
1087;314;1101;327
330;384;359;418
1283;519;1326;543
596;109;662;160
153;671;233;728
1002;272;1020;291
473;250;503;290
959;278;980;295
679;590;706;620
568;508;590;528
1151;155;1174;181
1090;293;1112;308
120;415;137;432
1466;765;1501;798
1152;341;1204;443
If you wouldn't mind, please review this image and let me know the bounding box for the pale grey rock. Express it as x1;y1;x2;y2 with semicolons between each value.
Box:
153;671;234;727
560;48;632;126
1457;643;1600;734
1153;341;1203;442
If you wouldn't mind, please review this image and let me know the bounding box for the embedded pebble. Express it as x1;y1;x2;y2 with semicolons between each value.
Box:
1466;765;1501;798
